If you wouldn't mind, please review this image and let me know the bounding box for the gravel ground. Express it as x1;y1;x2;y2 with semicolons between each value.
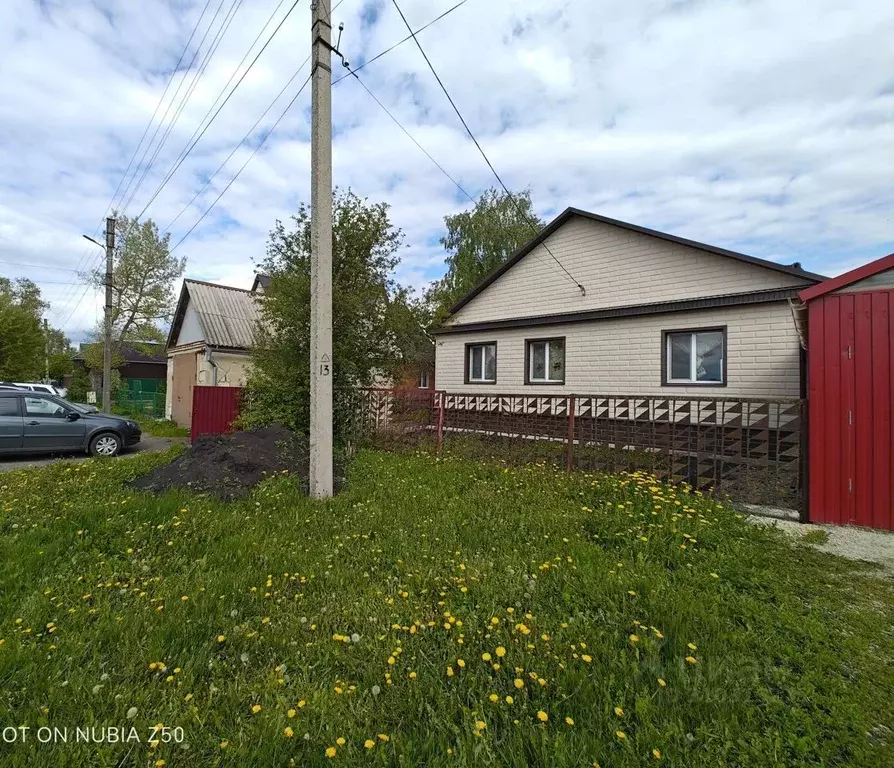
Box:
749;516;894;575
0;435;185;472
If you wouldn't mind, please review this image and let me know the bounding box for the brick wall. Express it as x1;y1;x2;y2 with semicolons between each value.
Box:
435;301;802;398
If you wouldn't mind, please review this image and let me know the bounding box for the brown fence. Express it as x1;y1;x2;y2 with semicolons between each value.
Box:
350;389;806;512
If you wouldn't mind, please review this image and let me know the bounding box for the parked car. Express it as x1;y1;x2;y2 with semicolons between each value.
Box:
0;391;141;457
14;382;68;397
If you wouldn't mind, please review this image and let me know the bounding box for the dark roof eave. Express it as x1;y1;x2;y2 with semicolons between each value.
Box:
431;286;807;335
446;207;826;317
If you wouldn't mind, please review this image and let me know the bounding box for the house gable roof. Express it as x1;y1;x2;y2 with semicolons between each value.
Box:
167;279;261;350
798;252;894;302
447;207;826;316
252;273;272;292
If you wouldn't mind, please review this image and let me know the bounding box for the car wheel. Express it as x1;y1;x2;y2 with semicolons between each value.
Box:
90;433;121;457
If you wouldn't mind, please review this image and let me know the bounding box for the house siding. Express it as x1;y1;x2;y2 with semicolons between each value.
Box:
177;303;204;345
448;217;806;326
435;301;801;398
197;352;251;387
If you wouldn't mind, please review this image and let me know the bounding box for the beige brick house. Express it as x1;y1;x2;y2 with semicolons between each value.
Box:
432;208;825;398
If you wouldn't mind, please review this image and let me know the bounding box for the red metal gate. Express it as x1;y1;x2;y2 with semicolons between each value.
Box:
190;386;243;443
806;290;893;529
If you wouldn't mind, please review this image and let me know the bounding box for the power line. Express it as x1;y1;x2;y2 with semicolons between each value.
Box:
133;0;304;225
0;260;81;273
119;0;235;219
170;73;313;253
332;0;470;86
389;0;585;295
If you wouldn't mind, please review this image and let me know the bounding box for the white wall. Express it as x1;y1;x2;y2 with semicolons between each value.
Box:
435;301;802;398
176;303;204;345
196;351;251;387
449;216;807;326
164;357;174;419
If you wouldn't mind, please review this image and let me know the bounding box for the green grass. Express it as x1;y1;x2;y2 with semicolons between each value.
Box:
0;449;892;767
133;418;190;438
801;528;831;545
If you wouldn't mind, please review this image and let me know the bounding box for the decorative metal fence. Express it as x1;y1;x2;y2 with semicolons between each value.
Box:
350;389;806;512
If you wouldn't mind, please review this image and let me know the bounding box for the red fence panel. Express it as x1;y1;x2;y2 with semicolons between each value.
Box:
808;289;893;530
191;386;243;443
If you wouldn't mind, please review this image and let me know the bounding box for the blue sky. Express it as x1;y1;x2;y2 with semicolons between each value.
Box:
0;0;892;340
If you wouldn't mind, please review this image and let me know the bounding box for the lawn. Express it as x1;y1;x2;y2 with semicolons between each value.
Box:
0;448;892;767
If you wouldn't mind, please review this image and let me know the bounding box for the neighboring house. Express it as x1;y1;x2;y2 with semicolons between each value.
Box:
71;342;167;393
165;278;262;427
431;208;825;398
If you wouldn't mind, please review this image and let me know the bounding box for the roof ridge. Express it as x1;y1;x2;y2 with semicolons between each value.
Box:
185;278;254;293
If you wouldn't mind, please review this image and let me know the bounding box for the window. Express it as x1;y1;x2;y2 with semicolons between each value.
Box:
0;397;19;417
465;342;497;384
526;338;566;384
418;369;430;389
25;397;66;417
663;328;726;385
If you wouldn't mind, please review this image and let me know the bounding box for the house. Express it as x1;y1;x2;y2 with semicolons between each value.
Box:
796;252;894;531
71;342;167;394
165;278;262;427
431;207;825;398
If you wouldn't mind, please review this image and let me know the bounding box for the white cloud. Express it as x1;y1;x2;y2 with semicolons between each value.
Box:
0;0;891;336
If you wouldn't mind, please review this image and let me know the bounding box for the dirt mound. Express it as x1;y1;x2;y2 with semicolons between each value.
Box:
129;427;337;500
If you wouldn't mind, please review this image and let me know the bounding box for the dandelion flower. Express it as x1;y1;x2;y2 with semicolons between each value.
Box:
287;709;296;718
537;711;548;722
364;739;375;749
377;734;390;742
581;654;592;663
565;717;574;726
614;706;624;716
481;652;491;662
685;656;697;665
297;699;307;708
446;666;454;677
616;730;627;740
657;678;667;687
488;693;499;703
220;740;229;748
505;695;514;704
336;737;346;746
284;727;294;738
325;747;337;758
251;704;262;714
653;748;662;759
629;634;639;644
457;659;465;668
496;646;506;657
408;671;417;679
514;678;524;689
155;762;166;768
687;643;697;651
216;635;226;643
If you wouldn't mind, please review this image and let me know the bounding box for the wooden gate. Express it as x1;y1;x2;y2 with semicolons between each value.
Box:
804;282;893;530
190;386;243;443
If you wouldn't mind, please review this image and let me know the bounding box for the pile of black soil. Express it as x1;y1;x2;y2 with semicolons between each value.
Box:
129;426;341;500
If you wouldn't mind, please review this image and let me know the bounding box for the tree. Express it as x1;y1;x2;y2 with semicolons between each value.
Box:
425;188;543;322
83;213;185;372
45;326;74;381
240;188;424;433
0;277;46;380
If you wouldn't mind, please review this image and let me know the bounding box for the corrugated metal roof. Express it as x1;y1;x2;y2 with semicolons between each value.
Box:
185;279;261;349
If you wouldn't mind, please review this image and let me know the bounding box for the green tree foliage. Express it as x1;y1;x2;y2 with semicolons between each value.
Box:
425;188;542;322
240;189;427;433
66;365;91;403
0;277;46;380
45;326;74;380
83;214;185;372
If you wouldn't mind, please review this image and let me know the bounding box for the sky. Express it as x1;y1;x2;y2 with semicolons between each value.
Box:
1;0;892;341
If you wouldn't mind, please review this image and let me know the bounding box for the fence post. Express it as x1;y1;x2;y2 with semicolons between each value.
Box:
566;395;576;473
436;390;445;453
799;398;810;523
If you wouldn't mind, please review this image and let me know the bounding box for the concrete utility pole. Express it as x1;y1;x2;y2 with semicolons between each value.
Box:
103;217;116;413
309;0;334;498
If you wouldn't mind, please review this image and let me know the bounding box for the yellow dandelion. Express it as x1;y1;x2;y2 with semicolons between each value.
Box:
488;693;499;703
446;666;454;677
629;634;639;644
581;654;592;663
408;671;417;679
505;695;514;704
364;739;375;749
565;716;575;726
251;704;262;713
537;710;548;722
614;706;624;716
325;747;337;758
687;642;697;651
514;678;524;689
457;659;465;668
496;646;506;657
297;699;306;708
336;737;346;746
287;709;296;718
481;652;491;662
616;730;627;740
658;678;667;687
653;748;662;759
216;635;226;643
220;740;229;748
284;727;294;738
155;761;166;768
474;720;486;731
378;734;390;742
685;656;697;664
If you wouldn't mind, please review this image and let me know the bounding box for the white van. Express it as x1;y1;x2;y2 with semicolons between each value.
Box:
14;383;68;397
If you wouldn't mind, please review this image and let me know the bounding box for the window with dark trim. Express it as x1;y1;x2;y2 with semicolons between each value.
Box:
418;369;430;389
464;342;497;384
662;327;726;385
525;337;565;384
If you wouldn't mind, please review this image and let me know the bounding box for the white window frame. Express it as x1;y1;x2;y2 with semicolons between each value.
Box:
526;338;566;384
466;343;497;384
664;328;725;385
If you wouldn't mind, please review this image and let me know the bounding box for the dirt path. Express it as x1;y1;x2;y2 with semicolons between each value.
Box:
0;436;186;473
